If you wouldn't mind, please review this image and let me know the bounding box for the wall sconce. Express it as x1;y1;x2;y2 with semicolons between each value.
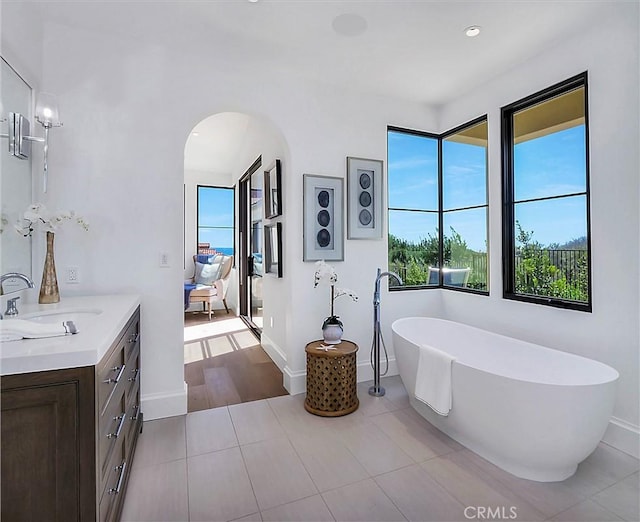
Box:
0;92;63;193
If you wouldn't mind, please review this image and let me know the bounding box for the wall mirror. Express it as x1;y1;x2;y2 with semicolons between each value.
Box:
1;57;33;292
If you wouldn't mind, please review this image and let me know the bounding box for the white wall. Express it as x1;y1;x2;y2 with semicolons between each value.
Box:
437;7;639;455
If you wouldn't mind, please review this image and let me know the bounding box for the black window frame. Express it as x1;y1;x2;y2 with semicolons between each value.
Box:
387;126;440;292
387;115;489;295
440;115;490;295
501;72;592;312
196;184;236;262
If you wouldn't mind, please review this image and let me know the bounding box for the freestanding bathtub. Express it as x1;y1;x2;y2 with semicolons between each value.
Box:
392;317;619;482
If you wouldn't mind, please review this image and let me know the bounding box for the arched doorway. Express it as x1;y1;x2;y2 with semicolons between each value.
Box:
182;111;289;412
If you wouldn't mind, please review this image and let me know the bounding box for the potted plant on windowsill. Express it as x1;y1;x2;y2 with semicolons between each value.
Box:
314;260;358;345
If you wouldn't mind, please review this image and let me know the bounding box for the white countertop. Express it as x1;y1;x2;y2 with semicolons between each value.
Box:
0;294;141;376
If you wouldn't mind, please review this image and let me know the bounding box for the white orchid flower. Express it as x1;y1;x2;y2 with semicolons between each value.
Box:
15;203;89;237
23;203;46;223
314;260;338;287
334;287;359;302
76;216;90;231
313;261;358;318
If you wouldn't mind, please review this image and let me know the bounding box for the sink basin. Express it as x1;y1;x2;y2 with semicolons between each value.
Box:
20;308;103;324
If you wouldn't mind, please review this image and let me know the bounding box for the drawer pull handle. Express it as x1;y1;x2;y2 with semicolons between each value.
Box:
127;333;139;344
109;461;127;495
104;364;126;385
131;404;139;421
128;368;139;382
107;413;126;439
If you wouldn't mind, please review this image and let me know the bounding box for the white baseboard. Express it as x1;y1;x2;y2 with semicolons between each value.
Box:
141;382;188;421
261;333;298;394
283;366;306;395
283;357;399;397
260;333;287;372
356;358;399;383
602;416;640;458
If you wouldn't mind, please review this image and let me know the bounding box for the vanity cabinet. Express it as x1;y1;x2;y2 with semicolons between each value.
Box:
1;306;142;522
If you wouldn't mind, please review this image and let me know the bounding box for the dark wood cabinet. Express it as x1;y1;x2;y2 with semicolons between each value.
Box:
1;307;142;522
1;366;95;521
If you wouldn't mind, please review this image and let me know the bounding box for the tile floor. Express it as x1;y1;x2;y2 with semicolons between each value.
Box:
121;376;639;522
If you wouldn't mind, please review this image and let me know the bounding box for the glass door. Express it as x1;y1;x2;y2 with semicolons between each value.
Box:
239;157;263;336
249;166;264;329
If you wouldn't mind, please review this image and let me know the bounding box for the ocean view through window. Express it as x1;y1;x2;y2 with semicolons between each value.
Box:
197;186;235;257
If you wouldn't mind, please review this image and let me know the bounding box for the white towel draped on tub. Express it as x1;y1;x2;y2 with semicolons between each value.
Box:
414;343;456;416
0;319;78;342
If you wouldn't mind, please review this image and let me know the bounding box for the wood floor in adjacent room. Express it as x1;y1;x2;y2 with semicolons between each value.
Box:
184;311;288;413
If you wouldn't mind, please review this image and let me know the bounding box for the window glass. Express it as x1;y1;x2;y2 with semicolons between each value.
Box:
503;76;590;309
442;123;488;210
514;196;588;302
388;121;488;293
388;131;439;211
514;125;586;201
442;119;488;292
443;207;488;291
387;130;439;288
388;210;439;287
197;186;235;257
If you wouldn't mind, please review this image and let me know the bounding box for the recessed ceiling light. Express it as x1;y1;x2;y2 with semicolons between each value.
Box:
248;0;259;3
465;26;481;37
192;132;200;137
332;13;367;37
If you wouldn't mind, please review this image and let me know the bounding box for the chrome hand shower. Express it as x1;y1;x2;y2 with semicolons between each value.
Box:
369;268;403;396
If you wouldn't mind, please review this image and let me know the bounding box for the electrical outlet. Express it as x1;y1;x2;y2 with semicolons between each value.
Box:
67;266;80;284
159;252;170;268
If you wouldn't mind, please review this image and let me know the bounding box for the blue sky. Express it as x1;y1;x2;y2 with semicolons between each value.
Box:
388;125;587;252
198;187;234;250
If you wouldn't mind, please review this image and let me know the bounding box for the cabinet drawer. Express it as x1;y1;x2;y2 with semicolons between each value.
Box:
123;318;140;363
99;385;127;483
125;383;141;458
97;344;126;415
125;348;140;404
99;437;127;522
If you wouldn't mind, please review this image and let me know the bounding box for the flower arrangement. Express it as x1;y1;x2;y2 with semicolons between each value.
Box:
14;203;89;304
313;260;359;329
15;203;89;236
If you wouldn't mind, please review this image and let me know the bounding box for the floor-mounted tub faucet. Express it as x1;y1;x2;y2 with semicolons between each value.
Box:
369;268;403;397
0;272;35;319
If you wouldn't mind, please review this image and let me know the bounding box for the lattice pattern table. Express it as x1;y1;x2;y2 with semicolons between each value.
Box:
304;340;359;416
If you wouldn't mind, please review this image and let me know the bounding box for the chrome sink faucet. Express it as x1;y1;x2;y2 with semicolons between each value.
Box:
5;296;21;317
0;272;35;319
